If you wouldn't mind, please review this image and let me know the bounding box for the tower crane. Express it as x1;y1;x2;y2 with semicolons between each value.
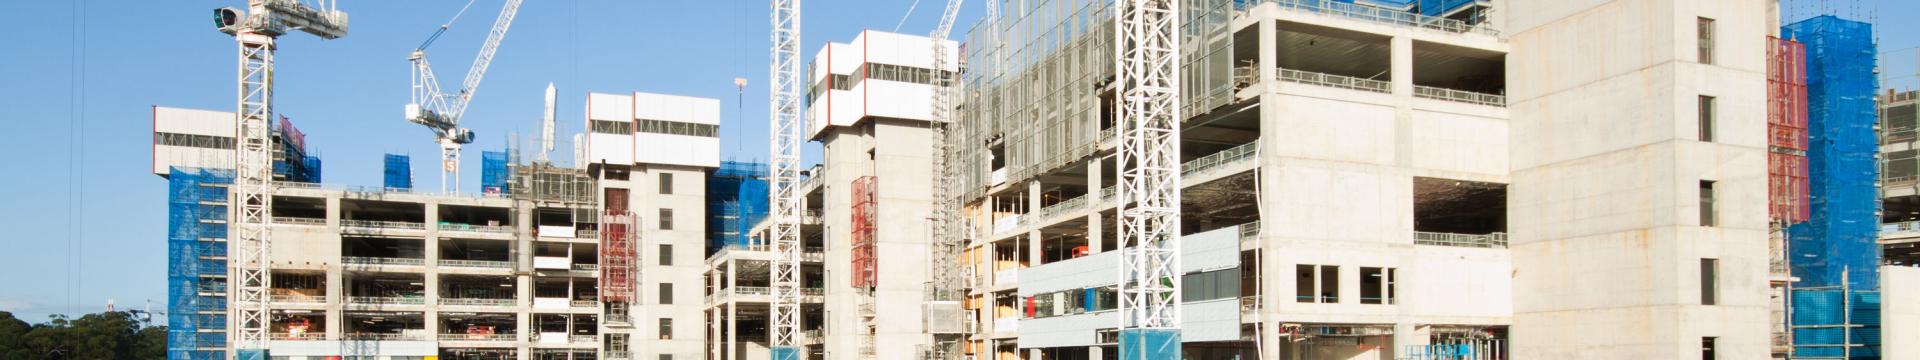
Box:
210;0;347;356
767;0;804;359
1115;0;1183;357
406;0;524;193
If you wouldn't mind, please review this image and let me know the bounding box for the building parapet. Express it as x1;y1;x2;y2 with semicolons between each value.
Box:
1242;0;1498;36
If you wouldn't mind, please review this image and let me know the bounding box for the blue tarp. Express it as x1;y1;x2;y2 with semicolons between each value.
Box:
1784;15;1881;359
167;167;230;360
1120;328;1181;360
481;150;510;195
384;153;413;190
707;161;770;254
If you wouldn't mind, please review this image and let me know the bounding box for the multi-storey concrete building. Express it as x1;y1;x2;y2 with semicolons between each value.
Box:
155;89;721;360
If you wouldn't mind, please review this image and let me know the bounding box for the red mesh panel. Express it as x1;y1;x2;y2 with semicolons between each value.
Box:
1767;36;1810;223
600;211;636;302
851;176;878;289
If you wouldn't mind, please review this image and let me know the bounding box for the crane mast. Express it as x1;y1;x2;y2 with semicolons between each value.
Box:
407;0;523;193
767;0;804;359
1114;0;1182;357
211;0;347;356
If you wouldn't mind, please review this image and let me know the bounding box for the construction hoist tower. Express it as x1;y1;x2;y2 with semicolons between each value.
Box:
405;0;524;193
921;0;981;359
211;1;346;358
767;0;804;359
1114;0;1182;358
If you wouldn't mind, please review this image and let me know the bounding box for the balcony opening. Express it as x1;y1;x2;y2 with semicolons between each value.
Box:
440;238;512;267
571;243;600;271
803;263;826;290
993;240;1029;274
1039;233;1090;265
1183;172;1261;235
344;272;424;304
270;196;326;222
441;348;516;360
269;271;325;304
533;314;596;344
440;312;517;341
270;309;324;340
343;311;425;340
1412;40;1507;106
341;199;425;224
533;243;573;270
988;144;1009;186
534;208;579;238
1275;23;1392;92
440;204;511;229
342;236;426;265
440;275;516;306
1413;177;1507;247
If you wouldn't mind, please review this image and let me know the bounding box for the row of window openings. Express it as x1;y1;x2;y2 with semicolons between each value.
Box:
1021;269;1239;319
588;119;718;138
156;132;236;150
1295;265;1397;305
805;63;952;104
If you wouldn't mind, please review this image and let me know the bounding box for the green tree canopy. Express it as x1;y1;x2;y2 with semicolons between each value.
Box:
0;311;166;360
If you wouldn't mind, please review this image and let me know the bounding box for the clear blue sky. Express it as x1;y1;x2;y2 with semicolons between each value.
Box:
0;0;986;323
0;0;1914;324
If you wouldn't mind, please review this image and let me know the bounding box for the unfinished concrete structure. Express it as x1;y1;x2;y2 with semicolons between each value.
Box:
156;89;723;359
943;0;1515;358
1505;0;1774;358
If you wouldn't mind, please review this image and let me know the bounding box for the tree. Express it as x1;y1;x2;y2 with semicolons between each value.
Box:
0;311;168;360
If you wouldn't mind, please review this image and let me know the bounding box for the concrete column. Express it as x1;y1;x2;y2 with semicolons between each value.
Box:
326;266;343;340
1029;348;1042;360
1028;231;1043;267
1087;346;1102;360
727;303;739;360
1258;17;1278;86
1393;323;1427;358
1390;36;1413;97
1086;158;1104;254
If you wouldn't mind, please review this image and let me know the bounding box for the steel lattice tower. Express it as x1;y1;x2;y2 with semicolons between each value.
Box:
1114;0;1181;357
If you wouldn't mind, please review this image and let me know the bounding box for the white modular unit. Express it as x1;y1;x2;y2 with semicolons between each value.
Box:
585;92;634;165
152;106;238;176
630;91;721;168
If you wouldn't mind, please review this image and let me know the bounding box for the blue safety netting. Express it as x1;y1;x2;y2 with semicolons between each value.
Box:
481;150;510;195
707;161;770;254
167;167;230;360
384;153;413;190
1784;15;1881;290
1784;15;1881;360
1120;328;1181;360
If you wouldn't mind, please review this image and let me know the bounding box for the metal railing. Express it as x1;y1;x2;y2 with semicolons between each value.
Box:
440;259;514;269
270;294;324;304
1886;175;1919;188
572;264;600;271
576;229;599;239
1882;220;1920;235
438;223;514;234
439;298;515;307
343;333;426;341
1032;195;1092;223
342;256;426;266
272;217;326;226
1279;68;1391;94
1182;141;1259;178
734;286;772;296
438;333;516;341
1412;231;1508;248
570;334;597;343
270;332;324;340
1415;85;1506;107
1240;295;1262;312
1240;221;1262;240
345;296;425;305
1248;0;1498;35
571;300;598;308
340;219;426;230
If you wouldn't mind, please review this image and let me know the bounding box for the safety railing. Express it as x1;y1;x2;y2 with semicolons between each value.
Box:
1031;195;1093;224
270;294;325;304
438;333;516;341
1415;85;1506;107
343;333;426;341
340;219;426;230
346;296;425;305
440;259;514;269
1247;0;1498;35
439;298;515;307
571;335;597;343
1412;231;1508;248
272;217;327;226
1882;220;1920;236
571;300;598;308
576;229;599;239
1279;68;1390;94
1182;142;1260;178
342;256;425;266
572;263;600;272
1240;295;1262;312
271;332;324;341
1887;175;1919;188
438;223;514;234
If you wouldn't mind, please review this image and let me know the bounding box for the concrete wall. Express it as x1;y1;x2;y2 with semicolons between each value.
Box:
1885;266;1920;359
632;92;721;168
632;164;712;358
1505;0;1773;358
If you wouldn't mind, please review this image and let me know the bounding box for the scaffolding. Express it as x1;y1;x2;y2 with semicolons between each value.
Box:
707;161;770;253
1768;34;1811;356
851;176;879;289
481;150;510;195
600;211;636;304
168;167;233;360
1783;15;1882;359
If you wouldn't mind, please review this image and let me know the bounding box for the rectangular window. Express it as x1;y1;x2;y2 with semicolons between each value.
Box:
590;120;632;135
1320;265;1340;303
660;244;673;266
1296;265;1316;303
1701;258;1719;305
659;282;673;305
660;355;673;360
1702;337;1717;360
659;318;673;340
1698;17;1715;64
1361;267;1384;304
154;132;237;150
659;208;674;230
1700;181;1717;227
658;173;674;194
1699;95;1716;141
634;119;719;137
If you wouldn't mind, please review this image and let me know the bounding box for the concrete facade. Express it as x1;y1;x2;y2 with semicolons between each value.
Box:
1505;0;1774;358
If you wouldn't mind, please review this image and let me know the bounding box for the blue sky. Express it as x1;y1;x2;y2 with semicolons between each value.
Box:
0;0;1915;324
0;0;986;323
